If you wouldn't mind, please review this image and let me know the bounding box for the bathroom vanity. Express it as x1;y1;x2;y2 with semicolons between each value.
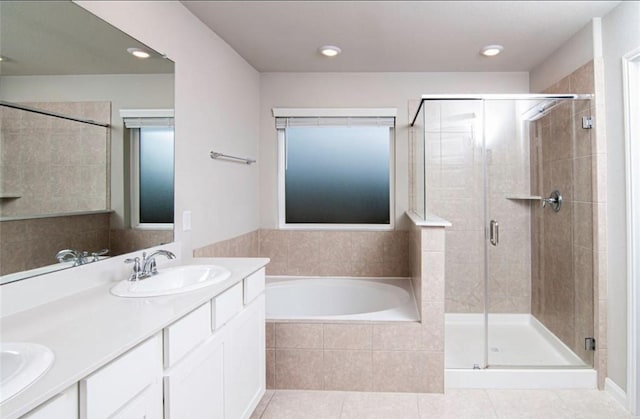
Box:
0;257;268;419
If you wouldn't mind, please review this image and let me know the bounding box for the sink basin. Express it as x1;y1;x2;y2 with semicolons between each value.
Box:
1;343;54;404
111;264;232;298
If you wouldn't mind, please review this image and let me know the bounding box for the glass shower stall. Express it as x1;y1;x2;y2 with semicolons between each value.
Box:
410;94;595;371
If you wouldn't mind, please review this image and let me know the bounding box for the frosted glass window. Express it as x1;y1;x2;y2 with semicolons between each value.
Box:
139;127;174;224
283;126;391;225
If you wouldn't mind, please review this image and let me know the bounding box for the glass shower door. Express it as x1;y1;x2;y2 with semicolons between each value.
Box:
484;97;595;368
422;99;487;370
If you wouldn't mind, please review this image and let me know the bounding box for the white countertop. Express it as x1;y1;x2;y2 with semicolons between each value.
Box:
0;257;269;419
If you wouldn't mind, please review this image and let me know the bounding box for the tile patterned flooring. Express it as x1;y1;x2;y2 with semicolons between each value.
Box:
250;389;634;419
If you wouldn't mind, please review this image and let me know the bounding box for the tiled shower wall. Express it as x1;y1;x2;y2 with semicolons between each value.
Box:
533;61;603;373
194;229;410;277
0;102;110;217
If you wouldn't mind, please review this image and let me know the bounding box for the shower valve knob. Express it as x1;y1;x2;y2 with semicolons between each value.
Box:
542;190;562;212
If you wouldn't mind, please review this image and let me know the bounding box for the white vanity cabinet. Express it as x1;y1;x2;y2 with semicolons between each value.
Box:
163;267;266;419
9;263;267;419
224;293;265;419
79;334;163;419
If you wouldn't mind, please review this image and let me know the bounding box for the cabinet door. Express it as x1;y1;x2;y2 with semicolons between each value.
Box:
22;384;78;419
164;333;225;419
224;294;265;419
111;381;162;419
80;334;162;419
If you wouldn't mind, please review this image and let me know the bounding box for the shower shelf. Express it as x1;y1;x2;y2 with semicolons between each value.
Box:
506;195;542;200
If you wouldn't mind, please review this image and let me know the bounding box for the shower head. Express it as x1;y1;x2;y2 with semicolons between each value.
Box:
522;99;560;121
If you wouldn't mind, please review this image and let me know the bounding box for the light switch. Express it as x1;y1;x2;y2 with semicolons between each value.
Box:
183;210;192;231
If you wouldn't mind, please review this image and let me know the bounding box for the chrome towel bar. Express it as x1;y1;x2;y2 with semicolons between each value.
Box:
210;151;256;165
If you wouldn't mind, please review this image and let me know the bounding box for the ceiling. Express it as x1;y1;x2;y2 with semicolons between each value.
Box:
0;1;174;76
182;1;621;73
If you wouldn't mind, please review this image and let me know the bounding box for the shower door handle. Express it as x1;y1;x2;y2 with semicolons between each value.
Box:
489;220;499;246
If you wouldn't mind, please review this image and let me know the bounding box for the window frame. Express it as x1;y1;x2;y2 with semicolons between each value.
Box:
274;108;397;230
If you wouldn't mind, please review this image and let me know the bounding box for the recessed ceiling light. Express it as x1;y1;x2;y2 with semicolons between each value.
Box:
319;45;342;57
481;45;504;57
127;47;151;59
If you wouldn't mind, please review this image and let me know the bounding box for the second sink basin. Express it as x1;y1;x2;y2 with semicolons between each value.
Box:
1;343;54;404
111;264;232;298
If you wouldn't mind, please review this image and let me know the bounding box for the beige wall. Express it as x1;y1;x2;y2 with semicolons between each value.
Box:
529;21;594;93
259;72;529;231
78;1;261;256
602;1;640;393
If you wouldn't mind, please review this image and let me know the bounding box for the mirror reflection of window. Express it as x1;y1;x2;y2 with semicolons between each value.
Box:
138;127;174;225
122;111;175;230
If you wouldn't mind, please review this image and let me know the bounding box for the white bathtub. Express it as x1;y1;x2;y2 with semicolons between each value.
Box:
265;276;419;321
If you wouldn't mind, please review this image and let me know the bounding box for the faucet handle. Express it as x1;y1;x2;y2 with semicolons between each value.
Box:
91;248;109;262
124;257;142;281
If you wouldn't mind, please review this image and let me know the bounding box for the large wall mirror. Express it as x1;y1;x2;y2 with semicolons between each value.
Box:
0;1;175;284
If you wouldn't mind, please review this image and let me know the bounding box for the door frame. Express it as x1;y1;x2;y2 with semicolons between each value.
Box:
623;46;640;416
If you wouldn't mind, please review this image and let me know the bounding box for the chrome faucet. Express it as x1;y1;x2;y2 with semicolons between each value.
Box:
56;249;88;266
56;248;109;266
142;250;176;276
125;249;176;281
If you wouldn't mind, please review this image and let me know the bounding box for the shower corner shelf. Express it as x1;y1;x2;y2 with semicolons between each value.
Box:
506;195;542;201
0;193;21;199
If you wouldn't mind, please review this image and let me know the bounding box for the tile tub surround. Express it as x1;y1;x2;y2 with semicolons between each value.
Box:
195;229;410;277
265;223;446;393
194;230;260;258
266;322;444;393
0;212;111;276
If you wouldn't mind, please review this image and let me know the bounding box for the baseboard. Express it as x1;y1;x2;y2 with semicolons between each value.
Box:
445;368;597;389
605;377;628;411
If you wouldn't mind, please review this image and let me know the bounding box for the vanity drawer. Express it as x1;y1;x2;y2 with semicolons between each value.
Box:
163;302;212;368
80;334;162;419
243;268;265;305
212;282;243;330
